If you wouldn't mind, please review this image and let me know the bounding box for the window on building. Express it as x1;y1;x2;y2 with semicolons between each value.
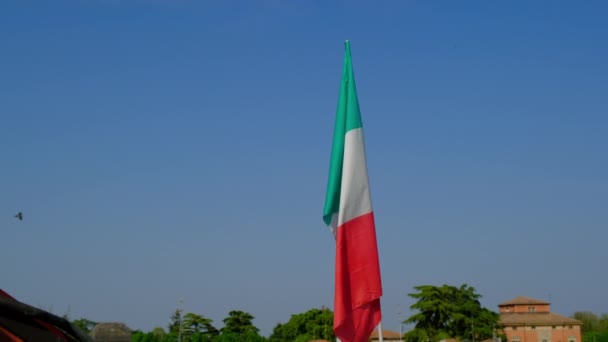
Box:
552;326;556;330
569;326;573;329
568;337;576;342
532;326;536;330
529;306;536;312
513;327;518;331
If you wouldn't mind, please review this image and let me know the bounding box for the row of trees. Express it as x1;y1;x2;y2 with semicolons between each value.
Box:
66;284;500;342
268;307;334;342
574;312;608;342
67;306;336;341
77;283;608;342
128;308;335;342
132;309;266;342
65;284;500;341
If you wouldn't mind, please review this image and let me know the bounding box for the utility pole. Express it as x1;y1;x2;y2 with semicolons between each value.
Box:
322;305;328;339
397;305;404;342
471;314;475;342
177;298;183;342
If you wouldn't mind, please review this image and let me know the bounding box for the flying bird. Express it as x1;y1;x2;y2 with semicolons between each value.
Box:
14;212;23;221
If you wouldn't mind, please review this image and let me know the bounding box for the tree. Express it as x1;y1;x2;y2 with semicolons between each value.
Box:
600;314;608;332
220;310;259;335
71;318;97;334
574;312;600;334
151;327;167;341
169;309;183;335
131;330;146;342
182;313;218;340
575;312;608;342
132;330;168;342
584;332;608;342
404;284;499;342
213;331;266;342
268;307;334;342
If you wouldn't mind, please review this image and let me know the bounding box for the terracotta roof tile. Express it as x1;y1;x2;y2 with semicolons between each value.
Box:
499;297;549;306
500;313;581;325
370;328;402;338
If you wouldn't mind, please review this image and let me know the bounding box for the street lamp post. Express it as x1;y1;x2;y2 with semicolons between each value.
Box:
397;305;404;342
177;299;184;342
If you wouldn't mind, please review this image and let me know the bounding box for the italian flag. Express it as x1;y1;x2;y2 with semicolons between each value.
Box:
323;41;383;342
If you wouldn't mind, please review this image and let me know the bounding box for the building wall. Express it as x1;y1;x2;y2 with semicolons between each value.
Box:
503;324;581;342
499;304;551;314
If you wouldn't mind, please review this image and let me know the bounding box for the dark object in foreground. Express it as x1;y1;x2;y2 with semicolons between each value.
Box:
0;289;92;342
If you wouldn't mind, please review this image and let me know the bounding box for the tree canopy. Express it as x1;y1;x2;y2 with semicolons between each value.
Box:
66;290;608;342
131;308;265;342
183;313;218;337
404;284;499;342
220;310;259;336
71;318;97;334
168;309;183;335
573;312;608;342
268;307;334;342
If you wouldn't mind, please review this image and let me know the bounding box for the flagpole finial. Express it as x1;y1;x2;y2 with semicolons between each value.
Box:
344;40;351;53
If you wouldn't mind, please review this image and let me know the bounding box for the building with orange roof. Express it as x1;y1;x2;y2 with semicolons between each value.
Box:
498;297;581;342
370;328;403;341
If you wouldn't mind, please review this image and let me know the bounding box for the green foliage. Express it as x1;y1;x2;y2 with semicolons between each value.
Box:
220;310;259;335
212;331;266;342
131;330;144;342
132;330;163;342
182;313;218;340
151;327;167;340
134;309;264;342
187;333;214;342
163;309;225;342
404;284;499;342
583;332;608;342
577;311;608;342
268;307;334;342
71;318;97;334
161;332;179;342
601;314;608;332
575;312;601;334
169;309;183;334
132;331;178;342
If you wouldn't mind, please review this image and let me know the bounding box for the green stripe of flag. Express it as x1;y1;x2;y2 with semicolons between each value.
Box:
323;41;364;227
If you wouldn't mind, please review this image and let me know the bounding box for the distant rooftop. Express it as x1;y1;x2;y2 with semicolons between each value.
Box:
498;296;550;306
370;328;402;338
500;312;581;325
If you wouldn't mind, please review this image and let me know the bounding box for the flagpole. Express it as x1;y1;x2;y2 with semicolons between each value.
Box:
377;321;384;342
326;39;383;342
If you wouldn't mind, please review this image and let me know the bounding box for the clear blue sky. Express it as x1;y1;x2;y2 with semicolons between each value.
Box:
2;0;607;336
